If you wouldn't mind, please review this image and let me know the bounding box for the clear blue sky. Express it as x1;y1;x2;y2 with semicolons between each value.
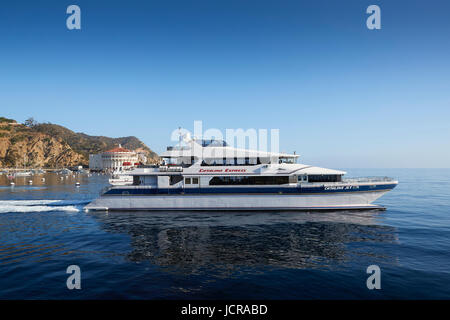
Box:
1;0;449;168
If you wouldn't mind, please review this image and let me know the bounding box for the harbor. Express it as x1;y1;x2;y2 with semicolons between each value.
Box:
0;168;102;188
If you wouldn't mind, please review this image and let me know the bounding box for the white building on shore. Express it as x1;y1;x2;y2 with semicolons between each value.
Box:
89;145;140;172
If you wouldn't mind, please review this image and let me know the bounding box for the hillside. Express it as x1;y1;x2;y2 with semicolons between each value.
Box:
0;117;159;168
32;123;159;161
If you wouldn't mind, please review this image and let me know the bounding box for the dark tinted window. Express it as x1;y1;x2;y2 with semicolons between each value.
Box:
201;139;228;147
201;158;258;166
307;175;342;183
209;176;289;185
170;175;183;185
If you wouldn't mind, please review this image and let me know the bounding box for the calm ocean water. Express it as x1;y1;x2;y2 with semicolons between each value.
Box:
0;169;449;299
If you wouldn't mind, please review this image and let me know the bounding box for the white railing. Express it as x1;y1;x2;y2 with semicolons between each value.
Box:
342;177;395;183
300;177;396;187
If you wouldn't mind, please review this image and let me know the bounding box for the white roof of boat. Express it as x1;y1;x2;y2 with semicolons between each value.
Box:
161;140;299;159
253;164;346;175
293;165;346;175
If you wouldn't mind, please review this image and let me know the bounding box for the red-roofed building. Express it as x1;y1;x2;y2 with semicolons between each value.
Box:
89;144;139;171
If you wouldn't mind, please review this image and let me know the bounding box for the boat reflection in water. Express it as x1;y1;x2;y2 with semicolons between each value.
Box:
88;210;398;275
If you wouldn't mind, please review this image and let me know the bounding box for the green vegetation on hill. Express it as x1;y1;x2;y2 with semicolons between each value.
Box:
0;117;159;168
32;123;159;161
0;120;83;168
0;117;16;123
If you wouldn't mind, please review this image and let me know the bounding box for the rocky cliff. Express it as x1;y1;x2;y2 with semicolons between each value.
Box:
0;117;158;168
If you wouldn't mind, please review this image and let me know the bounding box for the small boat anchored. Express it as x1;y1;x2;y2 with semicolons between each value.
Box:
15;171;33;177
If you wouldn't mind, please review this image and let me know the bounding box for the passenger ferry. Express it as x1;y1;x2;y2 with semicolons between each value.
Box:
85;138;398;211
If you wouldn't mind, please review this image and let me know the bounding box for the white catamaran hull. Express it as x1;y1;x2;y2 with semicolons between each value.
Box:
85;190;389;211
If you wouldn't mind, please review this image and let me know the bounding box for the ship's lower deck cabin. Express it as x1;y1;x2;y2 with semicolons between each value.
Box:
132;173;343;187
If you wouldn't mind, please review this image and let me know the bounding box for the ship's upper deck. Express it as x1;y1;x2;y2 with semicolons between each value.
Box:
161;138;299;162
130;138;345;177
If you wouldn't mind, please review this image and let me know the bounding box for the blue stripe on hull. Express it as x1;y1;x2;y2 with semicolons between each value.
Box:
104;183;397;196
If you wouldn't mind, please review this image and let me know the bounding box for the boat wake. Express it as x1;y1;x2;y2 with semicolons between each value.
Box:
0;200;91;213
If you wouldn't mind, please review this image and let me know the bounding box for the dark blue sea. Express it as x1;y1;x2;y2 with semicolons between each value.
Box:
0;169;449;299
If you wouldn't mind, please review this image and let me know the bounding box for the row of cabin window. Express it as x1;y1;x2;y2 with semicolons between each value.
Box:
185;177;199;184
144;176;199;186
170;176;200;185
209;175;341;185
209;176;290;185
307;175;342;183
176;176;288;186
201;158;260;166
201;158;294;166
166;157;295;167
169;174;341;186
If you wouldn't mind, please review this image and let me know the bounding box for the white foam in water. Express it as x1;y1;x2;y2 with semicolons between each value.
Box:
0;200;90;213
